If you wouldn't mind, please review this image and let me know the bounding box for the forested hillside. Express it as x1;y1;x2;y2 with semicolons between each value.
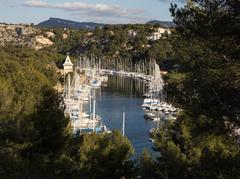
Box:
0;47;135;178
47;24;174;71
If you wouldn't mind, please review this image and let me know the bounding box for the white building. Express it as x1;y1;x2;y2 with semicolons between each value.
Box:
63;54;73;74
128;29;137;38
148;27;171;41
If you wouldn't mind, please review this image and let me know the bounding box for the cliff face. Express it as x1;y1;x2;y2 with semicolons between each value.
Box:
0;23;54;50
29;35;54;50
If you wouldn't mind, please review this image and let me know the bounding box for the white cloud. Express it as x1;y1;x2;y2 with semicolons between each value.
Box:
22;0;145;22
23;0;47;6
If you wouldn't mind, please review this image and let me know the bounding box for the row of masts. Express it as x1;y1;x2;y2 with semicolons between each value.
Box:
63;54;108;134
63;54;130;135
77;55;158;76
63;54;168;135
77;55;165;101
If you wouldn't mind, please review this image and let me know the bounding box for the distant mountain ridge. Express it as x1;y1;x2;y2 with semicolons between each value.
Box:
37;17;105;30
37;18;175;30
146;20;176;27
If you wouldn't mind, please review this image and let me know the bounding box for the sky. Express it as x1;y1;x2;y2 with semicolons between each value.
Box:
0;0;185;24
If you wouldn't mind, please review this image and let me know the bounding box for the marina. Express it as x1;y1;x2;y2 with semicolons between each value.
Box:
62;54;179;155
2;2;238;177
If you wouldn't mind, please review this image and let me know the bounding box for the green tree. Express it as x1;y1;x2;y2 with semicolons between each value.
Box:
70;131;134;178
29;88;71;157
168;0;240;120
154;1;240;178
136;149;157;179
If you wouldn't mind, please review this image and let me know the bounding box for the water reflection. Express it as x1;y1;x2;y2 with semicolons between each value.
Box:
104;75;146;97
95;75;158;156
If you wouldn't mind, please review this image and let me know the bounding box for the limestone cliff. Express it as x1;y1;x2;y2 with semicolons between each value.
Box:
0;23;54;50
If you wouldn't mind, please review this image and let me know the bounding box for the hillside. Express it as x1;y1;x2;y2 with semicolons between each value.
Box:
0;23;54;50
38;17;105;30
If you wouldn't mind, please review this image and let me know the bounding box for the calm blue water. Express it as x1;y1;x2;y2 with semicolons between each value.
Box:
94;75;158;156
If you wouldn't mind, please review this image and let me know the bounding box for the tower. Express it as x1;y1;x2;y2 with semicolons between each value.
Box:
63;53;73;74
63;53;73;99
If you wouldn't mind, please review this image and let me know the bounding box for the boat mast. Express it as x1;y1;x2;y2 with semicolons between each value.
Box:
93;100;96;132
122;109;125;136
93;100;96;121
89;95;92;114
67;73;71;99
79;100;83;133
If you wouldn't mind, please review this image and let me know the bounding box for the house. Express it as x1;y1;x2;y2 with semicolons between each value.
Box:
148;27;171;41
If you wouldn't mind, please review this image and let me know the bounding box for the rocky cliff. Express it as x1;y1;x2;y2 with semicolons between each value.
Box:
0;23;54;50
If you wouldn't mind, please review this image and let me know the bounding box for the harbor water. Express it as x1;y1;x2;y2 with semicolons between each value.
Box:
93;75;158;156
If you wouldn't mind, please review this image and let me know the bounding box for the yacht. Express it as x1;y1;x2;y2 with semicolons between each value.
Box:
144;112;155;120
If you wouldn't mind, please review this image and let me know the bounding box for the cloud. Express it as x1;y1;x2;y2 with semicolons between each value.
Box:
23;0;47;7
22;0;145;22
0;0;20;6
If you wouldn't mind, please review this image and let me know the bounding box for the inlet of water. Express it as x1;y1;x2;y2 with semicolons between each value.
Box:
91;75;164;157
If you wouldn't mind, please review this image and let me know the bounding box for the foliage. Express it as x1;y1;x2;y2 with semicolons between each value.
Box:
153;1;240;178
136;149;158;179
155;112;240;178
50;24;174;69
0;46;135;178
69;131;134;178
